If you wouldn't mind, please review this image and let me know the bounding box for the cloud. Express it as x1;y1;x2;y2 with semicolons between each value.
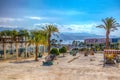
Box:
33;23;105;35
0;18;23;22
110;27;120;37
34;23;50;26
54;23;106;36
56;23;97;32
32;23;60;30
25;16;49;20
0;25;18;28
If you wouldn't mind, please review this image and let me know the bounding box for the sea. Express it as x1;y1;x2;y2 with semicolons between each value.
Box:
62;40;84;44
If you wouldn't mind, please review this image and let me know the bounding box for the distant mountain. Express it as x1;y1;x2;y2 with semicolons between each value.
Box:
57;32;106;41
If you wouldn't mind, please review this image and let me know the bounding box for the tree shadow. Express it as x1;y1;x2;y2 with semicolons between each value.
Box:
9;60;36;64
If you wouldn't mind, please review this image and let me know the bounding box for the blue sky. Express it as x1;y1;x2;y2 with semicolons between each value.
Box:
0;0;120;36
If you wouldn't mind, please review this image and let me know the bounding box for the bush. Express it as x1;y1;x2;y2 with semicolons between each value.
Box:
59;46;67;56
59;46;67;53
50;48;59;55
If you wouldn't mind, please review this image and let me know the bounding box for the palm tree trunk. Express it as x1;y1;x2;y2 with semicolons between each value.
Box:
35;45;38;61
10;42;14;55
25;36;28;58
3;42;6;60
63;53;65;57
48;34;51;55
25;42;27;58
16;43;19;60
106;31;109;49
43;46;46;55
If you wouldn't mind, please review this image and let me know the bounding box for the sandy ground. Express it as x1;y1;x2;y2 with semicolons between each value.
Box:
0;53;120;80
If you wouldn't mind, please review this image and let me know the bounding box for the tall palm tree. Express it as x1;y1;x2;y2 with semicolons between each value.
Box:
12;30;19;59
30;30;45;61
8;30;14;55
0;30;9;60
0;30;12;59
18;29;29;58
42;24;59;55
96;17;120;49
18;29;29;40
41;31;48;55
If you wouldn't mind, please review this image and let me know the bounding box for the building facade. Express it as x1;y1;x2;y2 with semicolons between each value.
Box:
84;38;120;44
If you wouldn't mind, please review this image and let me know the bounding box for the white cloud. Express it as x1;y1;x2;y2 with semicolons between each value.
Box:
110;27;120;37
0;18;23;22
32;22;120;37
54;23;106;36
56;23;96;32
33;23;105;35
25;16;49;20
0;25;18;28
34;23;50;26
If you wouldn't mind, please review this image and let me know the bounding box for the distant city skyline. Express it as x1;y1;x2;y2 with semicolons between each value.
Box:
0;0;120;37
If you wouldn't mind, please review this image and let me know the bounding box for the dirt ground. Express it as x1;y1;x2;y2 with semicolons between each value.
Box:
0;53;120;80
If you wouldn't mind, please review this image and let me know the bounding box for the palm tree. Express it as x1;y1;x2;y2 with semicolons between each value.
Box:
51;39;58;47
18;30;29;42
42;24;59;55
18;29;29;58
59;39;63;47
40;31;48;55
9;30;14;55
11;30;19;60
96;17;120;49
72;40;77;47
0;30;10;60
30;30;45;61
0;30;13;59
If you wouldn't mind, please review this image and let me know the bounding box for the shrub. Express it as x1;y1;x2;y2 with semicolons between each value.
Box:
59;46;67;53
50;48;59;55
105;53;114;60
59;46;67;56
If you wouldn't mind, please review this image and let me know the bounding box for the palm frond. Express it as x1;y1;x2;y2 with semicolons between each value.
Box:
96;25;106;29
97;17;120;32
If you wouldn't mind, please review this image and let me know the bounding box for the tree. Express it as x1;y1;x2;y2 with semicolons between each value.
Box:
59;46;67;57
18;29;29;58
59;39;63;48
72;40;77;47
40;31;48;55
51;39;57;47
11;30;19;60
0;30;15;60
60;39;63;43
50;48;59;56
86;44;90;48
90;44;93;48
30;30;46;61
6;30;18;59
42;24;59;55
96;17;120;49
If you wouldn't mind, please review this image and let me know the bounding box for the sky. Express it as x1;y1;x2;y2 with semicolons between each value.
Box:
0;0;120;36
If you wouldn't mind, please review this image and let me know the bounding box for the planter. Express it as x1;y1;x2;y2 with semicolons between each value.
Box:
105;59;115;64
